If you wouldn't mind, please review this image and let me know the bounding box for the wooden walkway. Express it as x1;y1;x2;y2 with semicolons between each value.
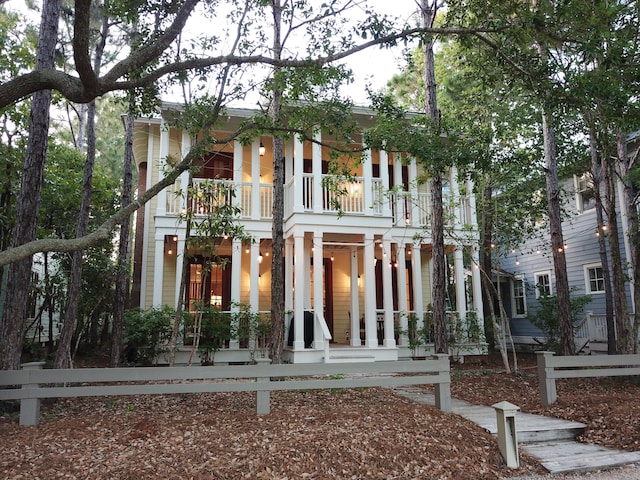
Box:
394;386;640;475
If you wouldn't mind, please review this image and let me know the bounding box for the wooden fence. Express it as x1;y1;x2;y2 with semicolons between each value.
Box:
536;351;640;406
0;356;451;426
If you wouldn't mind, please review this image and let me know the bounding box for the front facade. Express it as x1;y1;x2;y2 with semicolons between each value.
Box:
131;104;485;364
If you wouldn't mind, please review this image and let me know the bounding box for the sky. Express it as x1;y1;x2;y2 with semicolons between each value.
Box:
7;0;422;107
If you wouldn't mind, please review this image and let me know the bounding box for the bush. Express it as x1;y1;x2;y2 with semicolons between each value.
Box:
528;290;591;353
123;307;174;365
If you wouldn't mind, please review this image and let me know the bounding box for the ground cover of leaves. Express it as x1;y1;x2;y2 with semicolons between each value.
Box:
1;353;638;479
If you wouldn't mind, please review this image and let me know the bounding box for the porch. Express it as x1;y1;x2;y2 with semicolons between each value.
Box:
163;177;474;229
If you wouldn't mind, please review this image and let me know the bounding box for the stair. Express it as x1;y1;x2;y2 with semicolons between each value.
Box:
393;387;640;475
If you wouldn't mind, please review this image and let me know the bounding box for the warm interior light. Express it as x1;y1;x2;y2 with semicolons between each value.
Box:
259;142;266;156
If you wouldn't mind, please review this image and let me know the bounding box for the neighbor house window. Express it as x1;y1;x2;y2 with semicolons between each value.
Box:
513;275;526;317
585;264;605;294
534;271;552;298
576;173;596;213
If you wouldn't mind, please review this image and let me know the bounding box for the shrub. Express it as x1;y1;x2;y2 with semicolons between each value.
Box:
123;307;174;365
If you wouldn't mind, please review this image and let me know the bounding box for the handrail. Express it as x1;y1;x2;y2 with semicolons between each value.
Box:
315;312;332;363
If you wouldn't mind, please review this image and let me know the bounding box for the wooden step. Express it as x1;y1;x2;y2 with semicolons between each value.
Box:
523;441;640;474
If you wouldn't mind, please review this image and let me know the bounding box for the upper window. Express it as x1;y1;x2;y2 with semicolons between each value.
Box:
576;173;596;213
512;275;527;317
584;264;605;294
534;271;552;298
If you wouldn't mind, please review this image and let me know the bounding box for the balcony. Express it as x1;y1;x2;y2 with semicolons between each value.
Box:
164;177;473;229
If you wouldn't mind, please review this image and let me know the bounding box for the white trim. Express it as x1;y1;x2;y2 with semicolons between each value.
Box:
511;274;527;318
584;263;605;295
534;270;553;298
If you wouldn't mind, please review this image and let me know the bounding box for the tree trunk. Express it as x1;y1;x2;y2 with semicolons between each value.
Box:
54;97;98;369
602;141;629;353
168;172;193;366
109;110;134;367
0;0;61;370
616;130;639;353
268;0;285;364
420;0;447;354
479;183;496;351
55;12;109;369
588;126;616;354
541;106;573;356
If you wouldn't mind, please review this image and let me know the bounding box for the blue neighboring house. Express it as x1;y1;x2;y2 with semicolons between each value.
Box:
499;132;639;353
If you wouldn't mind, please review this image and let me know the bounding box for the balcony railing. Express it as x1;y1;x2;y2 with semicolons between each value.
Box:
165;177;473;229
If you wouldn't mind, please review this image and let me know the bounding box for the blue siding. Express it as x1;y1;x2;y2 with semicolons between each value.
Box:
499;176;632;336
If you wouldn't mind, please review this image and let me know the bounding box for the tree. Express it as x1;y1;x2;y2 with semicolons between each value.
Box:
0;0;515;370
0;0;62;370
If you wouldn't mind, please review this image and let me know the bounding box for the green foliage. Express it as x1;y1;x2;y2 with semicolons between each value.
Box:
123;307;174;365
195;305;234;366
528;290;592;354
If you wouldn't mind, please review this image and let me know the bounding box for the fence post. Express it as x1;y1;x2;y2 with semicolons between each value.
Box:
432;354;451;413
536;351;557;406
256;376;270;414
19;361;45;426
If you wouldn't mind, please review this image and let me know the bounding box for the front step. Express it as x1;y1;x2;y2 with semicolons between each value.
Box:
523;441;640;474
325;355;376;363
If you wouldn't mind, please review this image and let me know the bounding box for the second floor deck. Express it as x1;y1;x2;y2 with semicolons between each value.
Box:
163;176;476;230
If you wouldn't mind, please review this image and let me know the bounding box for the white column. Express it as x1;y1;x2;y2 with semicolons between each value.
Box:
293;233;305;349
412;244;424;327
395;242;408;345
350;247;360;346
229;238;242;349
251;140;261;219
382;239;395;347
364;233;377;348
294;136;305;213
156;118;169;216
312;130;322;213
467;178;478;230
250;240;260;314
313;234;324;348
152;236;165;307
454;247;467;320
409;157;418;226
174;235;185;308
363;148;372;214
179;130;191;213
284;236;294;345
450;166;461;229
379;150;392;217
233;140;243;213
139;125;155;309
393;153;404;224
471;246;485;342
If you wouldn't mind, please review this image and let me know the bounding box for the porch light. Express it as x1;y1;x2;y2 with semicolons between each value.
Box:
515;258;519;266
258;254;263;264
259;142;266;156
331;254;334;262
172;236;178;242
167;249;173;255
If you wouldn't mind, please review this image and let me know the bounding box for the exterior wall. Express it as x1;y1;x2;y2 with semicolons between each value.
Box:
500;175;633;340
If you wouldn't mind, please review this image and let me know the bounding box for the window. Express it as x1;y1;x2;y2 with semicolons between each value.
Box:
585;264;605;294
576;173;596;213
512;275;526;317
534;271;552;298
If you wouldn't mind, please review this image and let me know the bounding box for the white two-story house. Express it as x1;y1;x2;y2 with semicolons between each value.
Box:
130;103;485;364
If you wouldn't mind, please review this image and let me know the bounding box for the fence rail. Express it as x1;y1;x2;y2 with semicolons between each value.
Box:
536;351;640;406
0;356;451;426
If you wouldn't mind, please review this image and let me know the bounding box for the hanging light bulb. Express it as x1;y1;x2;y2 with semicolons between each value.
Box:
259;142;266;156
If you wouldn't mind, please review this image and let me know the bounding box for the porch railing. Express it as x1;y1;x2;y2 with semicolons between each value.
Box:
165;177;472;228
